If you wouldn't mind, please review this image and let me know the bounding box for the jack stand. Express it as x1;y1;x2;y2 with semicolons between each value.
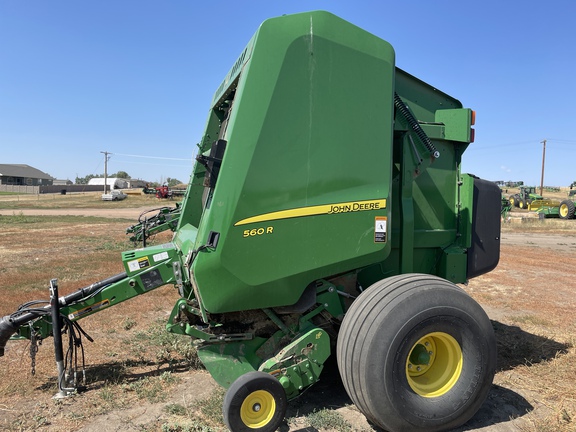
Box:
49;279;75;399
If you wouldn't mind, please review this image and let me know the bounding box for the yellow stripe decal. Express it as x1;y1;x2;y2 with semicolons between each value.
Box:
234;199;386;226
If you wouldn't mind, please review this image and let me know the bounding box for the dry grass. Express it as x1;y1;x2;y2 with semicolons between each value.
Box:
465;240;576;432
0;214;196;431
502;214;576;234
0;191;183;210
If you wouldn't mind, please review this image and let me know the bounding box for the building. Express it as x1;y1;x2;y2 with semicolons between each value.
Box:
53;179;73;186
0;164;53;186
126;179;148;188
87;177;129;189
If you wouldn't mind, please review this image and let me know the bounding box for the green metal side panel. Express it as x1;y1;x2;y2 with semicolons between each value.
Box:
357;70;474;286
395;68;464;242
191;11;395;313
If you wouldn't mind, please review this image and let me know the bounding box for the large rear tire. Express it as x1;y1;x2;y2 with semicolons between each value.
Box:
337;274;496;432
559;200;575;220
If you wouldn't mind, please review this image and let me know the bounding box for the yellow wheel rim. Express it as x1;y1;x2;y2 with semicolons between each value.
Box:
406;332;463;397
560;204;568;218
240;390;276;429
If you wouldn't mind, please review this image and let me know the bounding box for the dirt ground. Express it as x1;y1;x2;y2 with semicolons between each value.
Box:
0;204;575;431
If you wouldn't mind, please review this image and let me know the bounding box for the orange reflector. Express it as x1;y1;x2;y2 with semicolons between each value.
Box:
470;128;475;143
470;110;476;126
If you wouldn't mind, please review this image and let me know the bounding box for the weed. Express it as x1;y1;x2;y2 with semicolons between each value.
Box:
164;403;188;416
126;376;166;403
198;388;225;426
66;411;86;421
132;320;202;370
161;371;179;385
99;385;115;402
33;415;49;427
304;408;352;431
123;316;137;330
161;419;220;432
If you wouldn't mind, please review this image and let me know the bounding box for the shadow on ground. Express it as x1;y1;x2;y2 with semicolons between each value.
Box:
492;320;570;371
282;320;570;431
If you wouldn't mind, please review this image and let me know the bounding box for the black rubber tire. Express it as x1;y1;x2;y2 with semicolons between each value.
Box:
223;371;287;432
559;200;575;220
337;274;497;432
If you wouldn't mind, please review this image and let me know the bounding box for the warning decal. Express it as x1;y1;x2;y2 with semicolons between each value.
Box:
128;257;151;272
153;251;169;262
374;217;387;243
68;299;111;321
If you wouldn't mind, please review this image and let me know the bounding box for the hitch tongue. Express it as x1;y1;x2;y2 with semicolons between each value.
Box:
0;316;18;357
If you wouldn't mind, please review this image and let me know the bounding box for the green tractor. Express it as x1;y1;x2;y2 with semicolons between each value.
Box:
509;186;543;209
0;12;501;432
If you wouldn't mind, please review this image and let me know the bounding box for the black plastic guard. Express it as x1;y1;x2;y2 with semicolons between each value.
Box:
467;177;501;279
0;316;17;357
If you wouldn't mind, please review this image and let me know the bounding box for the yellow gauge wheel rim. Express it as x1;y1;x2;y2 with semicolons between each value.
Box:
560;203;568;218
240;390;276;429
406;332;463;397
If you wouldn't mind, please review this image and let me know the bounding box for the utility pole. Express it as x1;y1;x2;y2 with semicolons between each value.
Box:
539;140;546;196
100;151;111;194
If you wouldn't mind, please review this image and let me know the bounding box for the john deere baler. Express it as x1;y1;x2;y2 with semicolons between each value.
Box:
1;11;501;432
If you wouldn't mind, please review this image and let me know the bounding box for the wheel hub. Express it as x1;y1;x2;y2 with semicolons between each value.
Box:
240;390;276;428
409;343;431;366
406;332;463;397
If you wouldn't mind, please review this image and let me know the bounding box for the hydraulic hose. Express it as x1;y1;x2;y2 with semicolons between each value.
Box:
0;271;128;357
0;316;17;357
62;272;127;306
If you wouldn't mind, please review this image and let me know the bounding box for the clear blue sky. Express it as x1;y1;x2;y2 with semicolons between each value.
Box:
1;1;575;186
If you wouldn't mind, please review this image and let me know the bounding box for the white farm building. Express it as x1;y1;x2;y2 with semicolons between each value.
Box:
87;177;128;189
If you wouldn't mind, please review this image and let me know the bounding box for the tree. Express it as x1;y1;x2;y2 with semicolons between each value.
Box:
166;177;182;187
75;174;98;184
113;171;130;179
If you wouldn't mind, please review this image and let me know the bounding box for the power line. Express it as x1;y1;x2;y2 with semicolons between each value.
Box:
471;140;536;150
546;138;576;144
471;139;576;151
110;159;191;168
112;152;191;161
